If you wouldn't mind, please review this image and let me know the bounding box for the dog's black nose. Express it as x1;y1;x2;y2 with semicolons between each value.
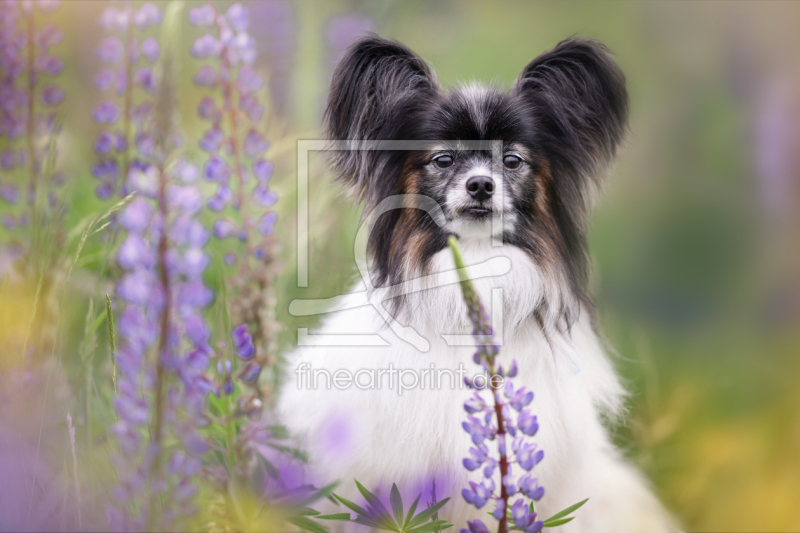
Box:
466;175;494;201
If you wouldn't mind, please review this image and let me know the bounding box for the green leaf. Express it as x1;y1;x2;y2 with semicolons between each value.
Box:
405;497;451;529
354;480;396;527
333;493;370;517
353;515;384;529
316;513;352;521
295;507;322;516
294;482;340;508
542;516;575;527
104;293;117;397
390;483;404;525
404;494;421;529
287;516;329;533
543;498;588;523
409;519;454;532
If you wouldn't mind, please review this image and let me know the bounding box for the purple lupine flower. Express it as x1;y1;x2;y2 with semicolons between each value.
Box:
188;5;215;27
41;84;64;105
0;151;17;170
197;97;218;120
190;1;279;268
134;67;155;93
449;236;546;533
464;520;492;533
199;127;224;153
36;55;63;76
231;324;255;360
213;219;238;239
1;184;20;204
187;6;290;508
238;361;261;384
0;0;66;238
92;3;162;201
110;162;214;529
97;37;124;62
253;159;273;182
190;34;220;59
93;101;120;124
95;68;115;91
134;2;162;29
509;499;543;533
244;129;269;157
193;66;217;86
207;185;232;212
204;156;230;182
94;131;115;154
140;37;159;62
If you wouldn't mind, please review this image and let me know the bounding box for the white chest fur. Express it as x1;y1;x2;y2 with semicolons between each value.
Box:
278;240;676;532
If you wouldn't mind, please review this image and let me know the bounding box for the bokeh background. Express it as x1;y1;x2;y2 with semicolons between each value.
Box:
3;1;800;531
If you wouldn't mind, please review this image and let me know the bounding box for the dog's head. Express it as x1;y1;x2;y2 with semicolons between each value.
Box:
324;35;627;327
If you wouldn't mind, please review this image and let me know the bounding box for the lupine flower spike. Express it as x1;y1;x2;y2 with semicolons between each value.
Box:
108;5;213;530
447;235;544;533
449;237;588;533
0;0;67;356
190;2;280;405
93;1;168;200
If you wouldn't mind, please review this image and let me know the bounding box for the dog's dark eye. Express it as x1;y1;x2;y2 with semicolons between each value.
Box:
503;155;522;169
433;155;454;169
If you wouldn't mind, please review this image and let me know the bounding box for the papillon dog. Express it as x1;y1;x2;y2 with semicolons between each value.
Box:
278;35;677;532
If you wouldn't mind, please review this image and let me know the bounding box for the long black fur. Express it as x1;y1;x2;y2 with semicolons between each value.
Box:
324;34;438;208
514;38;628;293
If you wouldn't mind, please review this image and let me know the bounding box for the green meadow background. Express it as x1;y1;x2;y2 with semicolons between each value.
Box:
4;1;800;531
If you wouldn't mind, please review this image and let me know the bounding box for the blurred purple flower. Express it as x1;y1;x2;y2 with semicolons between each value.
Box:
253;159;273;182
193;65;217;86
134;67;155;93
93;101;120;124
204;156;230;182
207;185;232;212
258;212;277;235
189;5;216;27
92;4;163;202
36;55;63;76
41;84;64;105
96;70;119;96
0;151;17;170
134;2;162;29
226;4;249;32
231;324;255;360
111;164;214;528
244;129;269;157
141;37;159;62
97;37;124;62
191;34;220;59
197;97;218;120
213;219;238;239
1;184;20;204
199;127;224;153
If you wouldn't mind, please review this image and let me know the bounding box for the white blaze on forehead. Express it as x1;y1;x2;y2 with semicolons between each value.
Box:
457;82;491;134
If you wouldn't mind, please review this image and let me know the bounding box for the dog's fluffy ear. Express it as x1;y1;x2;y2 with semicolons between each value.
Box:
324;34;438;208
515;38;628;187
515;38;628;289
